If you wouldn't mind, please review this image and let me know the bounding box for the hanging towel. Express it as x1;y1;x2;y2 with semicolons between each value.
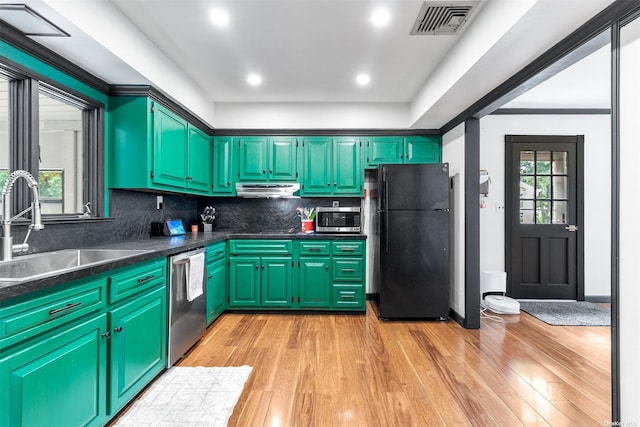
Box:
186;252;205;302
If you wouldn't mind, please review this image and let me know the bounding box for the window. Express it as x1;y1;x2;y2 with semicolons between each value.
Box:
0;76;8;214
519;150;569;224
0;65;103;220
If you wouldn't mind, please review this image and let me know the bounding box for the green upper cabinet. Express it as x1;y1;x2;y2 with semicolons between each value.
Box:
301;137;362;196
333;137;361;194
110;96;212;195
365;135;442;168
301;137;332;195
187;125;213;193
365;136;404;166
152;103;188;189
212;136;236;195
404;135;441;164
237;136;297;182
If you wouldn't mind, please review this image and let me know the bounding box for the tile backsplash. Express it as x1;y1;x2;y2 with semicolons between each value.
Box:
8;189;361;253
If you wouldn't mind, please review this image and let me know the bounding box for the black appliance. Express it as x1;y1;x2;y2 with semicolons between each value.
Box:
377;163;450;319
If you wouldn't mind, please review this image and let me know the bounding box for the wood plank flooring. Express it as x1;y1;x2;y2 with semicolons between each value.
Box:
173;301;611;426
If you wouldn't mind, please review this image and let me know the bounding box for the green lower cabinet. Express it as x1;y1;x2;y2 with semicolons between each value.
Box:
332;285;365;309
229;257;261;307
108;286;167;415
207;258;227;324
0;313;108;427
261;257;293;307
298;257;331;308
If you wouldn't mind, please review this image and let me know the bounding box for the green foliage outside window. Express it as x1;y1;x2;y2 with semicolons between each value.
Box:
0;169;63;200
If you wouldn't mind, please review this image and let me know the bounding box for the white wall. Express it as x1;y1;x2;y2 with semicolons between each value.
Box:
442;123;465;318
619;16;640;423
215;103;409;129
479;114;611;298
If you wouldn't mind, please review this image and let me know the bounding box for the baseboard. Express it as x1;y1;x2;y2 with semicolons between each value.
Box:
585;295;611;303
449;309;464;326
366;293;377;300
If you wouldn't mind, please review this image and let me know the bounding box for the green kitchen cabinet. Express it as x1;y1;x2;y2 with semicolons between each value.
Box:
110;96;212;195
365;135;442;168
212;136;236;195
261;257;293;307
0;313;108;427
301;137;332;195
187;125;213;193
298;257;331;308
206;242;227;324
108;286;167;415
237;136;297;182
229;257;261;307
404;135;441;164
153;103;188;189
333;137;361;194
301;137;362;196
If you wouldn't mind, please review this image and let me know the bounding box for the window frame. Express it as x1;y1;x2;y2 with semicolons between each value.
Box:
0;62;105;221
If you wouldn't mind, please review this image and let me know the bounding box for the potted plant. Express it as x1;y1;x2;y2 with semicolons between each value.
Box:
200;206;216;232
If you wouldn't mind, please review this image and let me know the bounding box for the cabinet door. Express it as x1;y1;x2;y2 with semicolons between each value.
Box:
261;257;293;307
366;137;404;167
109;286;167;415
299;257;331;308
238;137;268;181
333;137;362;195
301;137;332;195
207;257;227;324
153;103;187;188
213;137;235;195
404;136;441;164
187;126;212;194
229;257;261;307
0;314;108;427
269;137;297;181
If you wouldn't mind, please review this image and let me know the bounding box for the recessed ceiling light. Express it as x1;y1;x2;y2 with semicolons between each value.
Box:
209;8;229;27
370;7;391;28
247;73;262;86
356;73;371;86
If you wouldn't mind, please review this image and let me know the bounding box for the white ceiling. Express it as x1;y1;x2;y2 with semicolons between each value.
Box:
4;0;617;128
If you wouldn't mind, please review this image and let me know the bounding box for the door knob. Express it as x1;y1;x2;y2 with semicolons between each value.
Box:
565;224;578;232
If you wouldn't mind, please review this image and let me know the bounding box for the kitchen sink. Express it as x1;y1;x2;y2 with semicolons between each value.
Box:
0;249;152;282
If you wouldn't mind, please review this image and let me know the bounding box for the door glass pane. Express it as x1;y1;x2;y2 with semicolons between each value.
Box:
520;151;535;175
536;151;551;174
553;176;568;199
39;90;83;214
520;176;534;198
536;200;551;224
520;200;534;224
552;201;568;224
0;77;8;216
552;151;568;174
536;176;551;199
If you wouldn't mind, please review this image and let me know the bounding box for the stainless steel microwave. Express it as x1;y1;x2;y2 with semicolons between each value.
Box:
315;207;361;233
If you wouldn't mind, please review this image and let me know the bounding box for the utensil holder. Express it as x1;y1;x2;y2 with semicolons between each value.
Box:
301;220;314;233
203;223;213;232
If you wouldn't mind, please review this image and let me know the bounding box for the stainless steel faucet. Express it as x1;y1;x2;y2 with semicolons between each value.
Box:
1;170;44;261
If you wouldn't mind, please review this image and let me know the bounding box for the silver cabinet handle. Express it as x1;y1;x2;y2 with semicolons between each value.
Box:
49;302;81;316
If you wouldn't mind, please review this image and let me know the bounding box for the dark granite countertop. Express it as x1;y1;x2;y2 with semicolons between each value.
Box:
0;231;366;305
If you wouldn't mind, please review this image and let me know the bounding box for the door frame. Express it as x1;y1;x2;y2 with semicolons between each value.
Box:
505;134;585;300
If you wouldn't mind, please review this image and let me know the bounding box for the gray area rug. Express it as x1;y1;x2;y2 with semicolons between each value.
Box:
114;365;252;427
519;301;611;326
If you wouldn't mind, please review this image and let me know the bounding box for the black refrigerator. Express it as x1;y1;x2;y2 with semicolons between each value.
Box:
376;163;450;319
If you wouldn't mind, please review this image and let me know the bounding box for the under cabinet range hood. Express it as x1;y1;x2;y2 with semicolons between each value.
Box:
235;183;300;198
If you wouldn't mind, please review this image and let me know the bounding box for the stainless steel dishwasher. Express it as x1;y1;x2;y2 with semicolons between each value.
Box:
168;247;206;367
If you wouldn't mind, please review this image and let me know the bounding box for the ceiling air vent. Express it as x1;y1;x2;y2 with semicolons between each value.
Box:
410;1;479;36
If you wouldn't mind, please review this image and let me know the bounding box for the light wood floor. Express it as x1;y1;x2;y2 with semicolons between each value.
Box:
175;301;611;426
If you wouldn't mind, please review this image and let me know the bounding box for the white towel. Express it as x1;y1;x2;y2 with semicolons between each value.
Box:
186;252;205;302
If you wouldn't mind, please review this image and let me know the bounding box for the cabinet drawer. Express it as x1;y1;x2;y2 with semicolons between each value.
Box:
206;242;226;263
332;285;364;309
229;240;292;255
331;241;364;256
299;241;330;256
0;277;106;350
332;259;364;282
109;258;166;303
